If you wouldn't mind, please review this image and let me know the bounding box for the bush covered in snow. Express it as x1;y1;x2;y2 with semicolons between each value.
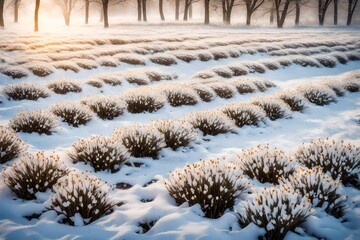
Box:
298;84;337;106
69;135;130;173
238;145;295;184
50;172;115;226
162;86;199;107
165;159;251;218
295;138;360;187
0;66;28;79
81;96;126;120
252;97;291;121
113;125;166;159
3;82;49;101
9;109;58;134
238;186;313;240
209;82;237;99
222;103;266;127
96;74;122;86
277;91;307;112
118;54;146;65
0;126;28;164
51;102;92;127
190;84;216;102
151;119;197;150
284;167;347;218
187;110;235;136
3;152;69;200
340;78;360;93
86;80;103;88
48;79;82;95
149;54;177;66
230;78;258;94
123;89;165;113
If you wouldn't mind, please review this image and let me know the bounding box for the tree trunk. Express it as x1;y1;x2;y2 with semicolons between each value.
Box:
159;0;165;21
142;0;147;22
270;3;274;24
318;0;323;25
64;13;70;26
175;0;180;20
204;0;210;24
276;0;291;28
14;0;19;23
0;0;4;27
137;0;142;21
184;3;189;21
295;0;300;25
189;3;192;19
334;0;338;25
34;0;40;32
85;0;90;24
347;0;358;26
246;11;251;25
103;0;109;28
222;1;226;23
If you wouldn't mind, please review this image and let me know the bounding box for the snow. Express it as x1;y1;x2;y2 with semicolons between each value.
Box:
0;25;359;239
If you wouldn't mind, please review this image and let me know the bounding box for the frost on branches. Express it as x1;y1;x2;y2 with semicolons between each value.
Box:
222;102;266;127
165;159;252;218
113;124;166;159
238;145;295;184
51;102;93;127
9;109;59;135
50;172;115;226
3;82;49;101
48;79;82;94
283;167;348;218
252;97;291;121
81;95;126;120
162;85;199;107
295;138;360;187
190;84;216;102
238;186;313;240
3;152;69;200
123;88;165;113
68;135;130;173
298;84;337;106
276;91;307;112
0;126;28;164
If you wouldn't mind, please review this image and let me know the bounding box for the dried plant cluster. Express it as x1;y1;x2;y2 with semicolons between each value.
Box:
3;82;49;100
51;102;92;127
0;126;28;163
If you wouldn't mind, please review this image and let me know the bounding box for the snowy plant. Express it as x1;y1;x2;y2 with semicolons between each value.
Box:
118;54;146;65
51;102;92;127
50;172;115;226
277;91;307;112
3;152;69;200
149;54;177;66
165;159;252;218
126;75;151;85
187;110;235;136
197;51;213;61
190;84;216;102
243;62;266;74
213;67;233;78
9;109;59;135
298;84;337;106
295;138;360;187
96;73;122;86
69;135;130;173
340;78;360;93
81;95;126;120
3;82;49;101
0;65;28;79
323;80;346;97
228;65;248;76
151;119;197;150
87;80;103;88
252;97;291;121
74;59;98;70
230;78;258;94
162;86;199;107
238;186;313;240
238;145;295;184
52;61;81;73
174;52;197;63
283;167;348;218
145;69;175;81
0;126;28;164
209;82;237;99
26;61;54;77
292;56;320;67
221;102;266;127
123;89;165;113
315;56;337;68
48;79;82;94
113;124;166;159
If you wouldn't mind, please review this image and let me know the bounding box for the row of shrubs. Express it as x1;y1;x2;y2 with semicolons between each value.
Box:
1;138;358;233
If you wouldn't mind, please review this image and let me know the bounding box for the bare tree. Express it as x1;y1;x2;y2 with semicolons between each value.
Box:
204;0;210;24
137;0;141;20
142;0;147;21
159;0;165;20
55;0;77;26
347;0;359;25
13;0;21;23
0;0;4;27
84;0;90;24
243;0;265;25
175;0;180;20
333;0;338;25
270;1;275;24
102;0;109;27
34;0;40;32
221;0;237;24
295;0;300;25
274;0;292;28
184;0;198;20
318;0;332;25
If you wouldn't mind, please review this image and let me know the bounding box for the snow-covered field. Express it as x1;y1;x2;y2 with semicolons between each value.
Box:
0;25;360;240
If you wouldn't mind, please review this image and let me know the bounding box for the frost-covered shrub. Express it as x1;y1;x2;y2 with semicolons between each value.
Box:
51;102;92;127
96;74;122;86
146;70;175;81
53;61;81;73
98;57;118;67
210;50;229;60
238;145;295;184
187;110;235;136
10;109;58;134
252;97;291;121
26;62;54;77
209;82;237;99
238;186;313;240
118;54;146;65
230;78;258;94
69;135;130;173
277;91;307;112
3;152;69;200
126;76;150;86
50;172;115;226
284;167;347;218
213;68;233;78
295;138;360;186
174;53;197;63
244;62;266;74
315;56;337;68
262;61;280;71
323;80;346;97
298;84;337;106
292;57;320;67
48;79;82;95
340;78;360;93
151;119;197;150
149;54;177;66
87;80;103;88
75;59;98;69
0;126;28;164
123;89;165;113
3;82;49;101
163;86;199;107
228;65;248;76
0;66;28;79
222;103;266;127
191;84;216;102
165;159;251;218
197;52;213;61
81;96;126;120
113;125;166;159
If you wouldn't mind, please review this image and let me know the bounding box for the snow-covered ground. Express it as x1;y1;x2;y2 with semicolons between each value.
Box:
0;25;359;240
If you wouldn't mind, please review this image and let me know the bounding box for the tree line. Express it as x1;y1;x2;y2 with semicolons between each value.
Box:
0;0;358;31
